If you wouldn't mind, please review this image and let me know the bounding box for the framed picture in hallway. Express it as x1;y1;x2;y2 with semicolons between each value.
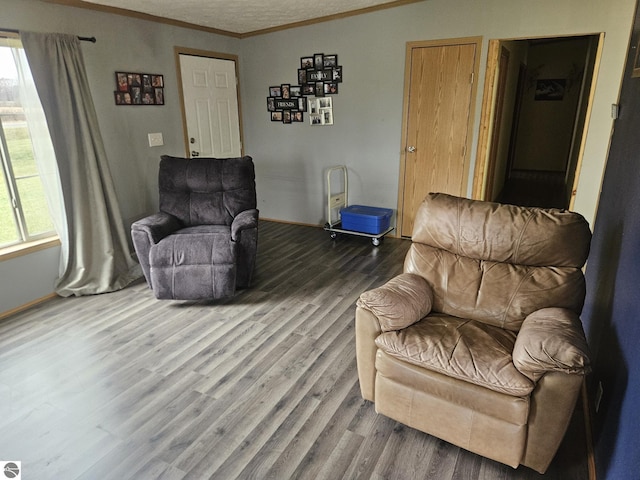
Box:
534;79;566;101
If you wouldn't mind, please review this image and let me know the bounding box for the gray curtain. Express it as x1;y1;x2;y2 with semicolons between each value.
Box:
20;32;141;296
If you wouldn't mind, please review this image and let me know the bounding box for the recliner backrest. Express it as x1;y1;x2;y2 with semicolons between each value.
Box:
404;193;591;331
158;155;256;226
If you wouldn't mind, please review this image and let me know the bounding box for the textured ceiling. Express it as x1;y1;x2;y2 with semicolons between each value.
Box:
80;0;414;35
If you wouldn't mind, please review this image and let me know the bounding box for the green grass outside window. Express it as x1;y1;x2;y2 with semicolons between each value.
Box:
0;123;55;246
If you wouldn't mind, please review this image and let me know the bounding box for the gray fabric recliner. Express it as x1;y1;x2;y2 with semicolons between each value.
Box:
131;155;258;300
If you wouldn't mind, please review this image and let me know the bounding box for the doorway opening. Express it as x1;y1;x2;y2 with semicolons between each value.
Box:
473;34;603;210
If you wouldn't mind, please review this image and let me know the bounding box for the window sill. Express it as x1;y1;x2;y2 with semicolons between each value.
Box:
0;236;61;262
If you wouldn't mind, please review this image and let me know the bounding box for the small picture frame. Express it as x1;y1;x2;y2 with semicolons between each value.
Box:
128;73;141;87
332;66;342;82
323;54;337;68
267;97;276;111
131;87;142;104
324;83;338;95
309;98;318;115
269;86;282;97
142;89;155;104
298;69;307;84
290;85;301;97
116;72;129;92
315;81;324;97
271;111;283;122
301;56;314;69
155;87;164;105
282;110;292;124
292;111;304;122
114;91;131;104
314;53;324;70
318;97;332;109
281;84;291;99
534;79;566;101
323;109;334;125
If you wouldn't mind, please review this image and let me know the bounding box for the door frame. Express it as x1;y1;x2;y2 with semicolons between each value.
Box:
396;36;482;237
174;46;245;157
472;34;604;208
483;45;510;201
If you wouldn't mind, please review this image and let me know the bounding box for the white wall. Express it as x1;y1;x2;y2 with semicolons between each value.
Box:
3;0;242;224
240;0;635;227
1;0;241;315
0;246;60;315
0;0;636;315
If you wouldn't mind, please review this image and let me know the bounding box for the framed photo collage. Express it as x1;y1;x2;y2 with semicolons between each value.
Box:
114;71;164;106
267;53;342;125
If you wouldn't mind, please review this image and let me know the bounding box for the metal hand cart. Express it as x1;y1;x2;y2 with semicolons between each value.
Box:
323;165;394;246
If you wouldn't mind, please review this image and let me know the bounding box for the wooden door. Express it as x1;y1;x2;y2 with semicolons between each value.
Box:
398;38;480;237
178;52;242;158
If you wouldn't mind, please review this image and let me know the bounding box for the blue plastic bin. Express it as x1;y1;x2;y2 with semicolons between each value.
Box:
340;205;393;234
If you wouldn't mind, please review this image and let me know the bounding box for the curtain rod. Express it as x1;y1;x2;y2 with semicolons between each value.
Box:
0;29;96;43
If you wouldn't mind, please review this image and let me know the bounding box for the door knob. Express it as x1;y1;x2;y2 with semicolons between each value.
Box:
191;150;200;157
407;146;416;153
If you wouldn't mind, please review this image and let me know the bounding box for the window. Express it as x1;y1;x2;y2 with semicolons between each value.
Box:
0;38;56;248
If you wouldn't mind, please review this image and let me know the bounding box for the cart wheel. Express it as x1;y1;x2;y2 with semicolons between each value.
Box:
372;237;381;246
330;232;338;240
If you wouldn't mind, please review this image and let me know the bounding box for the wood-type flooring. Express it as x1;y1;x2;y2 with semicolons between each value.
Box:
0;220;590;479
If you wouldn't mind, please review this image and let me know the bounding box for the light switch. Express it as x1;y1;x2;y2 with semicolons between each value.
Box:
611;104;620;119
148;132;164;147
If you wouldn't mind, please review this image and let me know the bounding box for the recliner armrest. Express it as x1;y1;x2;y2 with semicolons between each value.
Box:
131;212;183;289
231;209;259;242
131;212;182;245
513;307;591;382
356;273;433;332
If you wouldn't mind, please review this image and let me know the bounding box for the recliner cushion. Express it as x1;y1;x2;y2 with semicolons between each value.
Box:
375;313;534;396
149;226;237;299
159;155;257;227
404;243;586;331
412;193;591;268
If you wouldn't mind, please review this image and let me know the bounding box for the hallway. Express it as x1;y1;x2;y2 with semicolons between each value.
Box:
497;170;568;209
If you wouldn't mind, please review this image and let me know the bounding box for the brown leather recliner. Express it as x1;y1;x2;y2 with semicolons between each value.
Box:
355;193;592;473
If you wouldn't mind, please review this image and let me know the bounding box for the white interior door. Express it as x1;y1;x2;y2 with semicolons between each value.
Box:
179;54;242;158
